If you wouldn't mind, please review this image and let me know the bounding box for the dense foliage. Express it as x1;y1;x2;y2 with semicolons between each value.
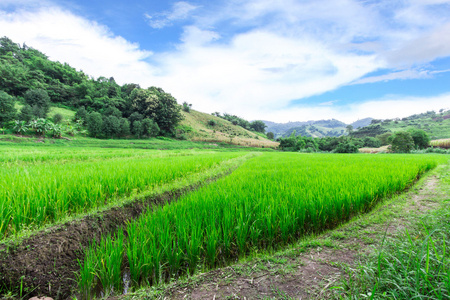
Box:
0;36;183;138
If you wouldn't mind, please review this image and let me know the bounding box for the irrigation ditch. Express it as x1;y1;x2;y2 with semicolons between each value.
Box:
0;159;246;300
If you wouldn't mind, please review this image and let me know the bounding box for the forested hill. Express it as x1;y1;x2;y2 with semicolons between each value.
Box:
0;36;270;147
352;110;450;140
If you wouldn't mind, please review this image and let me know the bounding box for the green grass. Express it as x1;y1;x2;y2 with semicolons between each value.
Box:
0;147;245;239
79;153;447;297
338;208;450;299
334;160;450;299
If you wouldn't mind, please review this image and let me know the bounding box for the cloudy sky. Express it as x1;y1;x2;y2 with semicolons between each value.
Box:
1;0;450;123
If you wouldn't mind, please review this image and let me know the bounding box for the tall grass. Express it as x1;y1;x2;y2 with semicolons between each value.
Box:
340;212;450;299
80;153;447;296
0;150;243;239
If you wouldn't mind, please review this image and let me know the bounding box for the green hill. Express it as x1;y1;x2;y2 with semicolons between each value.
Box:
353;110;450;139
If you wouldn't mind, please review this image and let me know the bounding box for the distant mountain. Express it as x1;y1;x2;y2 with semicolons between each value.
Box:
263;118;353;138
350;118;373;129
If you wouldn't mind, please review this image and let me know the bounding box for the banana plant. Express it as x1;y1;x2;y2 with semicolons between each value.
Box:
13;120;28;134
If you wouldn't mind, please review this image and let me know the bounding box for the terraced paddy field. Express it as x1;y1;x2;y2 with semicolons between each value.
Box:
0;145;448;299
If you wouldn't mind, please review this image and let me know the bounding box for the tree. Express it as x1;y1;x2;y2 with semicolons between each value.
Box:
376;132;393;146
132;120;143;138
182;102;192;113
119;118;130;137
266;132;274;140
250;120;266;133
24;89;51;118
363;136;381;148
346;125;353;135
128;112;143;125
334;141;359;153
19;105;34;122
74;106;88;124
391;131;415;153
0;91;16;126
87;112;103;138
102;115;120;138
142;118;160;137
409;129;430;149
129;87;183;135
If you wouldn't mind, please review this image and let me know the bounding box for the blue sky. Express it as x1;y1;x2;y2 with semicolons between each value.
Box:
1;0;450;123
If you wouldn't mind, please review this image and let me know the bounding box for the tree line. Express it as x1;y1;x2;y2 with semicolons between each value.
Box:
278;128;430;153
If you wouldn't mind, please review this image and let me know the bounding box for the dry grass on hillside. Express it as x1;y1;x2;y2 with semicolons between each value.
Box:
179;110;279;149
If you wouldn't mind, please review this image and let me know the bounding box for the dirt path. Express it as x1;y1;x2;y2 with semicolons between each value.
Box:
133;171;446;300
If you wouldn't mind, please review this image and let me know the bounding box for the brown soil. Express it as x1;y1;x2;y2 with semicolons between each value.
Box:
145;175;443;300
0;173;227;300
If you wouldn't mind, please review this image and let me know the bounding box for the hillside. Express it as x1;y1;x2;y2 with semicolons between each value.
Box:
179;110;278;148
353;110;450;139
263;118;373;138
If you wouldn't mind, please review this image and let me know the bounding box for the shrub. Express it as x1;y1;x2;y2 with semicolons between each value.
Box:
24;89;51;118
208;119;217;126
52;113;63;124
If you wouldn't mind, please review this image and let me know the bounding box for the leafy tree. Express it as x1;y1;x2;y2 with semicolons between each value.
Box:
363;136;381;148
74;106;88;125
266;132;274;140
129;87;183;135
102;105;122;118
0;91;16;126
132;120;143;138
391;131;415;153
87;112;103;138
24;88;51;118
128;112;143;125
102;115;120;138
19;105;34;122
334;141;359;153
182;101;192;113
346;125;353;135
376;132;393;146
409;129;430;149
119;118;130;137
250;120;266;133
142;118;160;137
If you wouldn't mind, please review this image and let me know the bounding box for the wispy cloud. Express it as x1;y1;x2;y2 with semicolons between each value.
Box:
145;1;198;29
352;69;431;85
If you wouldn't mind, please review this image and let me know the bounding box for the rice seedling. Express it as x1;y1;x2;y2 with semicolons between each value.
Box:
81;153;447;296
0;149;243;239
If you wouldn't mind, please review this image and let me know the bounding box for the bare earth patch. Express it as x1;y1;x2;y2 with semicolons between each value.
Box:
141;174;445;300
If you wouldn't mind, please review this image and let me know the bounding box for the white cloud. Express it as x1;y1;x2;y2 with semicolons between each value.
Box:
148;28;379;118
145;1;198;29
254;93;450;123
1;0;450;124
0;7;154;84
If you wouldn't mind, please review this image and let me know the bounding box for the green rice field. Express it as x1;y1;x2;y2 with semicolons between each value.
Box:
78;152;449;297
0;146;246;239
